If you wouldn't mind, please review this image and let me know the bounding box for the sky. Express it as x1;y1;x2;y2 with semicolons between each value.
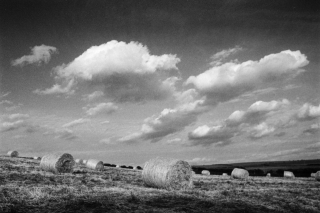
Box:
0;0;319;166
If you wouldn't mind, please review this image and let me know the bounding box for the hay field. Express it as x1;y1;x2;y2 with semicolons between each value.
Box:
0;156;319;213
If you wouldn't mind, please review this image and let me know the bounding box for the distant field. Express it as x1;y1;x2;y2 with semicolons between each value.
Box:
0;157;320;213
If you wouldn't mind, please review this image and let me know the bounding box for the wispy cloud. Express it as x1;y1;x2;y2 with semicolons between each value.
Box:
210;46;243;66
84;102;118;116
62;118;90;128
11;44;58;67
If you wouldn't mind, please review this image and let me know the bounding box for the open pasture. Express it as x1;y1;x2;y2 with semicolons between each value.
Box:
0;156;320;213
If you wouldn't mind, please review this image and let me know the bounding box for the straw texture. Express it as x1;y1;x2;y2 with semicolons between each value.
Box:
142;157;192;190
201;170;210;175
315;171;320;181
7;151;19;157
284;171;295;178
40;153;75;174
231;168;249;179
86;159;104;171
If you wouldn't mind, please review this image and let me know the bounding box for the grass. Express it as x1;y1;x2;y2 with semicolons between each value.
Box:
0;156;320;213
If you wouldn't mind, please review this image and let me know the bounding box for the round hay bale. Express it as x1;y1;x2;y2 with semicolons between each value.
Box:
311;173;316;177
231;168;249;179
222;173;228;176
40;153;75;174
192;171;196;175
83;159;88;165
75;159;83;164
142;157;192;190
284;171;295;178
266;173;271;177
33;156;41;160
315;171;320;181
86;159;104;171
116;165;120;168
201;170;210;175
7;150;19;157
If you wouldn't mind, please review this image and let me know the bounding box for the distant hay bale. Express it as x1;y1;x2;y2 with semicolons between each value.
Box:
222;173;228;176
284;171;295;178
40;153;75;174
85;159;104;171
33;156;41;160
83;160;88;165
311;173;316;177
266;173;271;177
116;165;120;168
75;159;83;164
315;171;320;181
133;166;138;170
201;170;210;175
7;151;19;157
142;157;193;190
192;171;196;175
231;168;249;179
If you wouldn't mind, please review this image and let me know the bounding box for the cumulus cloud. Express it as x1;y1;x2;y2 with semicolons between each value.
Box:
62;118;90;128
188;99;290;146
249;122;275;138
210;46;243;66
119;99;208;143
35;40;180;102
296;103;320;121
11;45;58;67
84;102;118;116
186;50;308;104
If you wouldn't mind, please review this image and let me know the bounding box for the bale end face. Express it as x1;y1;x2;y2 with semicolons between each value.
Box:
142;158;193;190
40;153;75;174
86;159;104;171
284;171;295;178
7;151;19;157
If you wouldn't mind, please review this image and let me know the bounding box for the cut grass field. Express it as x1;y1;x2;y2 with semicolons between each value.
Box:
0;156;320;213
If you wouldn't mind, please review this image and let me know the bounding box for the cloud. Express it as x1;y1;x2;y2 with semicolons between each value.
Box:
35;40;180;102
84;102;118;116
83;91;104;102
100;120;110;125
296;103;320;121
0;120;25;132
43;128;78;141
186;157;214;165
11;45;58;67
249;122;275;138
188;99;290;146
8;113;30;120
118;99;208;143
0;100;13;105
33;78;75;95
0;92;10;99
62;118;90;128
210;46;243;66
186;50;308;104
302;123;320;135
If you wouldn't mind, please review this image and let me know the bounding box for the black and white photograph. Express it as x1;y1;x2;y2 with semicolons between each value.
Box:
0;0;319;212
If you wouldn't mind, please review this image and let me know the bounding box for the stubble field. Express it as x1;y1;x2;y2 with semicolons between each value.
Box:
0;156;319;213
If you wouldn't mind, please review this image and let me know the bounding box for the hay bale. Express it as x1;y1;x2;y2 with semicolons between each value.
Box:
311;173;316;177
116;165;120;168
7;150;19;157
142;157;192;190
222;173;228;176
201;170;210;175
40;153;75;174
85;159;104;171
315;171;320;181
266;173;271;177
231;168;249;179
75;159;83;164
284;171;295;178
33;156;41;160
192;171;196;175
83;159;88;165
